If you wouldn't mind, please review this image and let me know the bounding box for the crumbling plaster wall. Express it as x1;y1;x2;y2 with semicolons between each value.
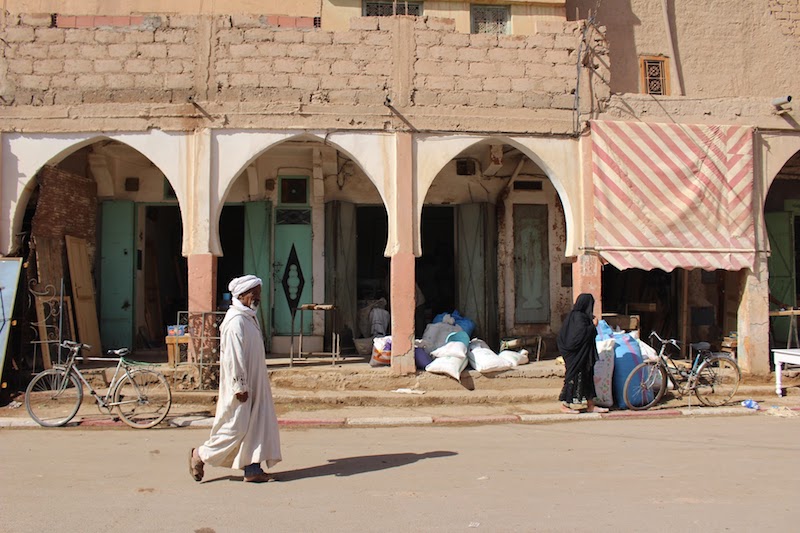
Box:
0;13;605;135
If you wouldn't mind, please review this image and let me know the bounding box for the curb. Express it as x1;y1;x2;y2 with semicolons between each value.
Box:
2;405;797;429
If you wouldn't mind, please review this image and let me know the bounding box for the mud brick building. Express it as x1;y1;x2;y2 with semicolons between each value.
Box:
0;0;798;376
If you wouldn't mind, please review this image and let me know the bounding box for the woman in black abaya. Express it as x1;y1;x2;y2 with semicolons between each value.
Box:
556;293;608;414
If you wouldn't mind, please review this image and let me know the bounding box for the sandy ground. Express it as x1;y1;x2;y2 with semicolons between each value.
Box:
2;416;800;532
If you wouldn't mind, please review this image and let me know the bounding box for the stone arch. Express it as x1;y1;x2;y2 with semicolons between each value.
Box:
211;130;391;255
414;134;580;257
2;131;186;254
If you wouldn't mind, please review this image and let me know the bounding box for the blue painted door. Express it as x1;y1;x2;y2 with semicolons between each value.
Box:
99;200;136;349
244;201;273;348
514;204;550;323
273;177;312;335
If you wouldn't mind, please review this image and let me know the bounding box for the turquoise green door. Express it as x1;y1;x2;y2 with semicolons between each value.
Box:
244;201;273;348
514;204;550;323
99;200;136;349
766;211;795;345
273;177;312;335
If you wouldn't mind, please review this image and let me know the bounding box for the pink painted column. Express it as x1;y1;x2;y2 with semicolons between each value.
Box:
572;254;603;314
390;132;416;374
188;253;217;312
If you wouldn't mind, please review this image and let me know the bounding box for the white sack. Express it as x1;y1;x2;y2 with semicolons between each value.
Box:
426;356;469;381
468;347;512;373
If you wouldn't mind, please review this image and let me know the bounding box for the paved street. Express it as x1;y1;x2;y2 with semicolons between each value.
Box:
2;416;800;532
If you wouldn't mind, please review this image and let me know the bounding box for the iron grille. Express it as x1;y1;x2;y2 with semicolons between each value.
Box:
471;5;509;34
364;1;422;16
643;58;666;95
276;208;311;225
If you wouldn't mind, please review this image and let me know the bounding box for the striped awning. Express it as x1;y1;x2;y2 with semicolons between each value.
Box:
590;120;756;272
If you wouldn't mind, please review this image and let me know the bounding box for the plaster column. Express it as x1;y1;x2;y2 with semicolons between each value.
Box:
183;128;216;313
572;254;603;313
738;255;770;375
390;132;416;374
188;253;217;313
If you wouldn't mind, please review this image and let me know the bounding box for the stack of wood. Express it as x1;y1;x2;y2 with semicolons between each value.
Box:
721;335;738;356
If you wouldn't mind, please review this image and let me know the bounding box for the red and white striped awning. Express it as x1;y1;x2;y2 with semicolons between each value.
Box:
590;120;756;272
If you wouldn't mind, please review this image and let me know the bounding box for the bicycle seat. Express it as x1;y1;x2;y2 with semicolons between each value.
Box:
690;342;711;351
107;348;130;356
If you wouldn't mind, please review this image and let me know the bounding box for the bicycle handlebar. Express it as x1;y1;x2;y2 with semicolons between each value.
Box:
648;331;679;347
60;340;91;351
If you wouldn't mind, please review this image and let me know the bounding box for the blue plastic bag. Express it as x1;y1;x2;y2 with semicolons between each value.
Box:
611;332;647;409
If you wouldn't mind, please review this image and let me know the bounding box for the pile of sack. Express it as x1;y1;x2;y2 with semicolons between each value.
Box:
592;320;658;409
369;310;530;382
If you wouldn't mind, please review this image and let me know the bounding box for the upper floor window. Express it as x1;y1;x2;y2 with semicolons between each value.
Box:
640;56;670;96
471;5;509;34
364;1;422;16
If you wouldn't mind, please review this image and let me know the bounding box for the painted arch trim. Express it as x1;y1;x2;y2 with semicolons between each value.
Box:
1;131;187;255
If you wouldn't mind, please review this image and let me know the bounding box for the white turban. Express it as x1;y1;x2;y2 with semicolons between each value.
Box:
228;275;262;298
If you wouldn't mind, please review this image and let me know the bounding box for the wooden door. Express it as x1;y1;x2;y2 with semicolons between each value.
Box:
98;201;136;350
273;177;312;335
244;200;273;348
65;235;103;356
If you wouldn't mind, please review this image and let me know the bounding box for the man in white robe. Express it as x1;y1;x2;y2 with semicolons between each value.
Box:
189;275;282;483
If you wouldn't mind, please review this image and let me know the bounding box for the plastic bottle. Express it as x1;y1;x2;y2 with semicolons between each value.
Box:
741;399;759;410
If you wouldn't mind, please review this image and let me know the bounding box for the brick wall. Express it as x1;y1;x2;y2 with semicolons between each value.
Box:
0;13;595;119
768;0;800;37
31;165;97;271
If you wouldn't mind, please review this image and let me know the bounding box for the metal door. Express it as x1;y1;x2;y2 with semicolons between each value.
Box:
325;201;357;342
273;177;312;335
456;203;498;346
766;211;795;345
99;200;136;349
513;204;550;323
244;200;273;348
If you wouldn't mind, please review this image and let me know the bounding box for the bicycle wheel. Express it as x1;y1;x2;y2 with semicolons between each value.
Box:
113;369;172;428
623;360;667;410
24;368;83;427
694;355;741;407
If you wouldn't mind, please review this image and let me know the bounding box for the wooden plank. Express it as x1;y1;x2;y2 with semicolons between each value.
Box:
32;236;64;294
65;235;102;356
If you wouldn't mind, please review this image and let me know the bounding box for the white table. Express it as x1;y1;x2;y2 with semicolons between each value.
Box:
772;348;800;396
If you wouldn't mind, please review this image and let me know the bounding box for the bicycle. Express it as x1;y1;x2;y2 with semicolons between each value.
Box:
623;331;741;410
24;340;172;428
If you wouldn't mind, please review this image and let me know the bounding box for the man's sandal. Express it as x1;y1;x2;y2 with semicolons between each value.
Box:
243;472;278;483
189;448;204;482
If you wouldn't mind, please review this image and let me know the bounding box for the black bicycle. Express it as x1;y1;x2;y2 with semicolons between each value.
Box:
624;332;741;410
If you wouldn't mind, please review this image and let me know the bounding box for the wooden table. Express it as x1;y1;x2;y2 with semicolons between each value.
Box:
289;304;341;367
772;348;800;396
769;308;800;349
165;335;190;367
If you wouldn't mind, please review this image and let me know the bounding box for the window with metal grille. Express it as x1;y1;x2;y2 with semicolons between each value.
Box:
364;1;422;16
471;5;509;34
640;56;670;96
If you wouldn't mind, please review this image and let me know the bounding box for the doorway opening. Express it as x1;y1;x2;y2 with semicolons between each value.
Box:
418;206;456;333
140;205;186;347
217;205;245;306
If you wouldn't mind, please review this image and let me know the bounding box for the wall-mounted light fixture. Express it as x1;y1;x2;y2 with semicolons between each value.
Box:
772;96;792;114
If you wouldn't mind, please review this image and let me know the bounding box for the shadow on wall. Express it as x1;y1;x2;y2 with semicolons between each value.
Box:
567;0;640;94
